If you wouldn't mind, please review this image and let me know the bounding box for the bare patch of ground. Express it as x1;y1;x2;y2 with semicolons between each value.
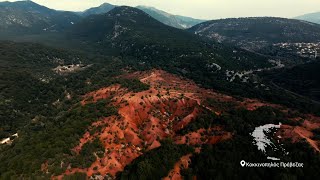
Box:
54;69;320;179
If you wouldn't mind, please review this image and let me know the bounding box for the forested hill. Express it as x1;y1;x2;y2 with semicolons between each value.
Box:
81;3;116;17
189;17;320;50
1;41;319;179
295;12;320;25
0;2;280;73
0;41;88;139
80;3;205;29
266;61;320;102
135;6;205;29
0;0;80;35
68;6;272;71
0;2;320;179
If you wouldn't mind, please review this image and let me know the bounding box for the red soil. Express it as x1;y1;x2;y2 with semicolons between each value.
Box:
41;161;49;174
276;113;320;152
174;127;232;146
279;125;319;152
54;69;320;179
240;99;283;111
54;70;236;179
302;115;320;131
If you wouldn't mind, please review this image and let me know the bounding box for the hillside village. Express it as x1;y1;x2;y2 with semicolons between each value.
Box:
274;42;320;59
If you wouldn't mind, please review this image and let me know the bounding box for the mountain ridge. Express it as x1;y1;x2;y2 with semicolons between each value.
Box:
80;2;205;29
136;5;205;29
1;1;320;179
81;2;115;17
295;12;320;25
0;0;81;35
68;6;272;72
188;17;320;50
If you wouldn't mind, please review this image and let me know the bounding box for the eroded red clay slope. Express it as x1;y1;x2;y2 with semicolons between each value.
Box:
54;69;319;179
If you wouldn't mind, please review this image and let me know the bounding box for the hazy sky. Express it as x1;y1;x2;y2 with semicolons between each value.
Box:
2;0;320;19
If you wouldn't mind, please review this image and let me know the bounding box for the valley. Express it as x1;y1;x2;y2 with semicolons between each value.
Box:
0;1;320;179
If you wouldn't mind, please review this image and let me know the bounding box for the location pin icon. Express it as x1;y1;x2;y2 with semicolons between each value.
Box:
240;160;246;167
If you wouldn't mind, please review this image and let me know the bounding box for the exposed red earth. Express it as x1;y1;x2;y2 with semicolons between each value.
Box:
53;69;320;179
278;115;320;152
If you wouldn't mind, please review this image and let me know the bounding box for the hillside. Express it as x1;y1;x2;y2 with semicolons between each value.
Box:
264;61;320;102
1;2;320;180
1;64;319;179
69;6;272;71
2;5;318;116
0;2;280;72
66;7;320;119
81;3;204;29
0;3;290;108
0;0;80;36
189;17;320;51
295;12;320;25
0;41;97;139
81;3;116;17
136;6;205;29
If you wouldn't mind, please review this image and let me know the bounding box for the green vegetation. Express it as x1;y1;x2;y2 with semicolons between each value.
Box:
117;140;193;180
268;61;320;102
1;3;320;179
189;17;320;49
260;62;320;116
177;110;218;135
187;139;320;180
70;138;105;168
312;128;320;140
0;41;158;178
0;41;151;139
114;79;150;93
116;106;320;179
63;172;87;180
178;106;320;179
217;106;286;134
178;103;296;137
0;96;117;178
0;42;84;139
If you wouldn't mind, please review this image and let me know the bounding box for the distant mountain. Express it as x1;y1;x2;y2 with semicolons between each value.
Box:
81;3;115;17
69;6;208;55
69;6;271;71
81;3;205;29
71;6;196;44
0;0;80;35
136;6;205;29
0;0;204;38
2;3;320;180
189;17;320;50
295;12;320;25
0;2;271;73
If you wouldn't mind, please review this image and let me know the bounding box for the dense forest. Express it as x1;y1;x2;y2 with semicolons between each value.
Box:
1;38;320;178
118;140;194;180
264;61;320;102
189;17;320;50
113;106;319;179
0;2;320;179
0;41;160;178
